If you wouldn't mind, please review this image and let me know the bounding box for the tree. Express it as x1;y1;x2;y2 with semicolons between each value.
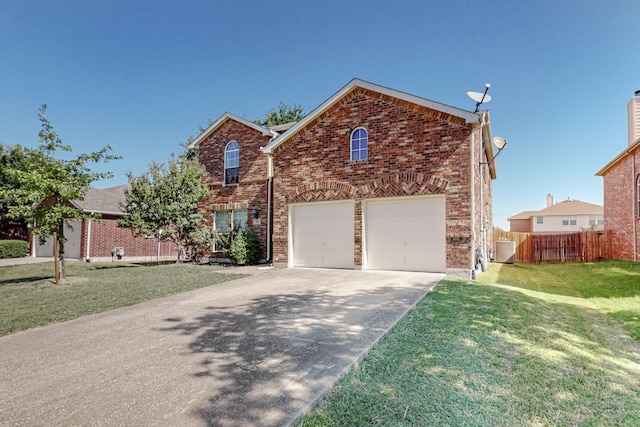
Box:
118;153;210;262
0;105;119;279
253;102;304;127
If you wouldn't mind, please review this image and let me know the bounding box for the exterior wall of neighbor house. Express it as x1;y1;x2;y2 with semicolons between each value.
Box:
197;120;272;261
602;152;640;261
80;216;175;261
270;87;477;272
509;218;532;232
532;214;600;233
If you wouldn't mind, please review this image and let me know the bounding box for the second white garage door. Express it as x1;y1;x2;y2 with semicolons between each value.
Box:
364;196;446;272
290;200;354;269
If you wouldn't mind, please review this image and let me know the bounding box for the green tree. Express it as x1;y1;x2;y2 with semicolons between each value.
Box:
118;153;210;262
254;102;304;127
0;105;119;279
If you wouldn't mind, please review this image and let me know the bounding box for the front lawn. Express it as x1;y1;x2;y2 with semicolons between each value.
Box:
0;261;245;337
299;261;640;426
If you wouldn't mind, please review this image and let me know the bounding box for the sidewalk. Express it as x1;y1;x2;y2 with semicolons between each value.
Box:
0;256;54;267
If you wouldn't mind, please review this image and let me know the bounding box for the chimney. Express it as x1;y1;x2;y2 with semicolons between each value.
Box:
629;90;640;146
547;193;553;207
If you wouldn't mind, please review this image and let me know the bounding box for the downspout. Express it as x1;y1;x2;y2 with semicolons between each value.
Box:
86;217;92;261
471;127;477;277
267;176;273;263
633;153;637;261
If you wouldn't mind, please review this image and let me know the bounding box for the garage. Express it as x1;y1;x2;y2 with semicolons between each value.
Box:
364;196;446;272
290;200;354;269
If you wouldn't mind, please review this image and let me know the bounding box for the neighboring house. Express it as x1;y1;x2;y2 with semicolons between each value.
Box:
189;78;498;277
32;185;175;261
596;90;640;261
188;113;282;262
508;194;604;233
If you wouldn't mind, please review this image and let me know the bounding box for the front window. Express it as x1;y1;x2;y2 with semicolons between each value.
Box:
214;210;229;251
350;128;368;161
232;209;248;231
224;141;239;184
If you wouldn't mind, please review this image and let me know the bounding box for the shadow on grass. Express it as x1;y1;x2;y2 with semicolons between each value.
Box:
157;275;432;426
299;278;640;426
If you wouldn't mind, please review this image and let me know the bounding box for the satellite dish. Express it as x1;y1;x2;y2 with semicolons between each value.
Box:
493;136;507;150
466;91;492;104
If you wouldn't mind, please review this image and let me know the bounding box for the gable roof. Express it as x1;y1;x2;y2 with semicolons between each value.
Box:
188;112;273;150
261;78;483;155
508;199;603;221
71;184;130;216
595;138;640;176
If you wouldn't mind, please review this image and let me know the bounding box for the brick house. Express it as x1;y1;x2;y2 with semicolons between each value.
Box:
32;185;175;261
259;79;497;277
596;91;640;261
188;113;280;262
508;194;603;233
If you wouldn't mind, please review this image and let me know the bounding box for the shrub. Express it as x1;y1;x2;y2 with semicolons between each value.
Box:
229;229;260;265
0;240;29;258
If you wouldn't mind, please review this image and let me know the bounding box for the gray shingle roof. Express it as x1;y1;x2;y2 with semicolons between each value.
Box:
71;184;129;216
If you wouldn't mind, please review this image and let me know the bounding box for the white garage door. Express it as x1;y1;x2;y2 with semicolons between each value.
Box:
34;221;83;259
290;201;354;269
364;196;446;272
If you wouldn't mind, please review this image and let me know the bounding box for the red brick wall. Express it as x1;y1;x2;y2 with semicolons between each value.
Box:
81;216;175;259
602;150;640;260
270;88;480;271
197;119;272;260
509;218;532;233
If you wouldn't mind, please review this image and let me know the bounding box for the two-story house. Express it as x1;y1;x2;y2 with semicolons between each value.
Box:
508;194;603;233
191;78;499;277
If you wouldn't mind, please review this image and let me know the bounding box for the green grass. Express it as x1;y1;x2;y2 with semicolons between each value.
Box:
0;261;245;336
298;261;640;426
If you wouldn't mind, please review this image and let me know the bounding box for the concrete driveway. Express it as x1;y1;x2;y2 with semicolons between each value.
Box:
0;267;442;427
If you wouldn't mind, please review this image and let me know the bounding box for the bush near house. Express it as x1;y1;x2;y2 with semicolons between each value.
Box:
0;240;28;258
229;229;260;265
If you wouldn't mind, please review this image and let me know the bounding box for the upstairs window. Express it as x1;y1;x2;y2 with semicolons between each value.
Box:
536;216;543;224
637;175;640;217
224;141;240;184
562;216;577;226
350;128;368;161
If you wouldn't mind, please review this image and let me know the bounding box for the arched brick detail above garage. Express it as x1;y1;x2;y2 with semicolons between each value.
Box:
286;180;361;203
361;173;449;198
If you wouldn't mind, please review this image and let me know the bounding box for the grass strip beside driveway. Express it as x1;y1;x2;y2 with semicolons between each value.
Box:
299;261;640;426
0;262;245;337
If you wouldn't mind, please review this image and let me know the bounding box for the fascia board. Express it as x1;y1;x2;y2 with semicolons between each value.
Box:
262;78;481;154
596;138;640;176
188;112;270;149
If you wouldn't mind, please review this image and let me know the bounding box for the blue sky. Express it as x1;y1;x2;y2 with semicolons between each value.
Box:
1;0;638;229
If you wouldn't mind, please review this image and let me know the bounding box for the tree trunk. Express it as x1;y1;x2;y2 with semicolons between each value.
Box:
58;224;66;279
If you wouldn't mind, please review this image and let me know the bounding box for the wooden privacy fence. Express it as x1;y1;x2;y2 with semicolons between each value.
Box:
493;230;612;264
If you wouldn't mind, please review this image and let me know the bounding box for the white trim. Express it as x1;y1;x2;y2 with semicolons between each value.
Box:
224;140;240;185
188;112;271;149
350;127;368;161
262;78;482;154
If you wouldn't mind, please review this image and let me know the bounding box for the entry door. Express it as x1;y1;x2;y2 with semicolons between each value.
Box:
290;201;354;269
364;196;446;272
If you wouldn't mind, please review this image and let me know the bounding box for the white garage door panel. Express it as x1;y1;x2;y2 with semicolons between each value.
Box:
291;201;354;269
365;197;445;272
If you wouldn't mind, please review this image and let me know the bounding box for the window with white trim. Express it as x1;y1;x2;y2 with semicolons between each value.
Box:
637;175;640;217
213;209;248;252
589;215;604;226
536;216;543;224
224;141;239;184
562;216;577;226
350;128;368;161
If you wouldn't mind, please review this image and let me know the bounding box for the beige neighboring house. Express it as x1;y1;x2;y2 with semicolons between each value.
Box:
508;194;604;233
